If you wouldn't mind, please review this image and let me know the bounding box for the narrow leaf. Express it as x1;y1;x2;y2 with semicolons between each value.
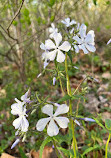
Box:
105;119;111;130
82;144;101;156
39;136;52;158
57;95;71;103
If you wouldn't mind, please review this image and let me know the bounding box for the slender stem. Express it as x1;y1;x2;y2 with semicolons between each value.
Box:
55;60;66;103
59;77;65;97
72;76;88;95
105;133;111;158
52;139;61;158
65;53;77;158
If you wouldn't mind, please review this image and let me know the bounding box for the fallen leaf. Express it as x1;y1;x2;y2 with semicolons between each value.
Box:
102;72;111;79
1;153;15;158
30;146;57;158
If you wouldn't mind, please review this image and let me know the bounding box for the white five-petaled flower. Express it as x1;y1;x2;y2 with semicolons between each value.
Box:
49;23;58;38
45;33;71;63
11;98;29;133
61;18;76;27
73;24;96;54
36;104;69;136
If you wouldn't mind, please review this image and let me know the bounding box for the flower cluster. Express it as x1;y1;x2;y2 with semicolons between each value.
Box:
40;18;96;70
10;17;97;150
11;90;30;135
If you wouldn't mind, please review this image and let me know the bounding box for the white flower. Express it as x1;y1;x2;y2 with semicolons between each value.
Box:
49;23;58;38
61;18;76;27
36;104;69;136
107;38;111;45
73;24;96;54
11;98;29;133
21;89;31;103
45;33;71;63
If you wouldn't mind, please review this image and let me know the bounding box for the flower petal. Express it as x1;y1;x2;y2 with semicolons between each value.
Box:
58;41;71;52
54;104;69;116
40;43;46;50
45;39;56;50
47;50;57;61
54;117;69;128
36;117;51;131
11;103;24;115
56;50;65;63
42;104;53;116
73;35;82;44
79;24;87;39
43;61;49;69
53;33;62;47
79;44;89;54
21;116;29;132
47;119;59;136
13;117;22;129
74;45;79;53
85;35;94;45
85;44;96;52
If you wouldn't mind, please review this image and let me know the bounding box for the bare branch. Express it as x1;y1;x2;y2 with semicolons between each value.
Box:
7;0;25;31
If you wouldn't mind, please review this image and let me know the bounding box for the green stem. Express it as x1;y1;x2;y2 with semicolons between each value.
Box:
65;53;77;158
105;133;111;158
52;139;61;158
55;60;66;103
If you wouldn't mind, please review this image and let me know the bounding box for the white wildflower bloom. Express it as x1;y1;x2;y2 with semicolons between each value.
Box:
45;33;71;63
53;77;56;85
21;89;31;103
11;138;20;149
73;24;96;54
36;104;69;136
11;98;29;133
107;38;111;45
61;18;76;27
49;23;58;38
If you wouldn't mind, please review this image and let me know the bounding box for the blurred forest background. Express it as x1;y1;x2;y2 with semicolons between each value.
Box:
0;0;111;157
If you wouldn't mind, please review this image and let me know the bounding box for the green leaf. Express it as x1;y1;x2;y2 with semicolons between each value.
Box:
106;1;110;5
105;119;111;130
23;8;29;16
39;136;52;158
94;118;106;130
82;144;101;156
48;0;56;7
19;147;28;158
57;95;71;103
93;0;97;5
